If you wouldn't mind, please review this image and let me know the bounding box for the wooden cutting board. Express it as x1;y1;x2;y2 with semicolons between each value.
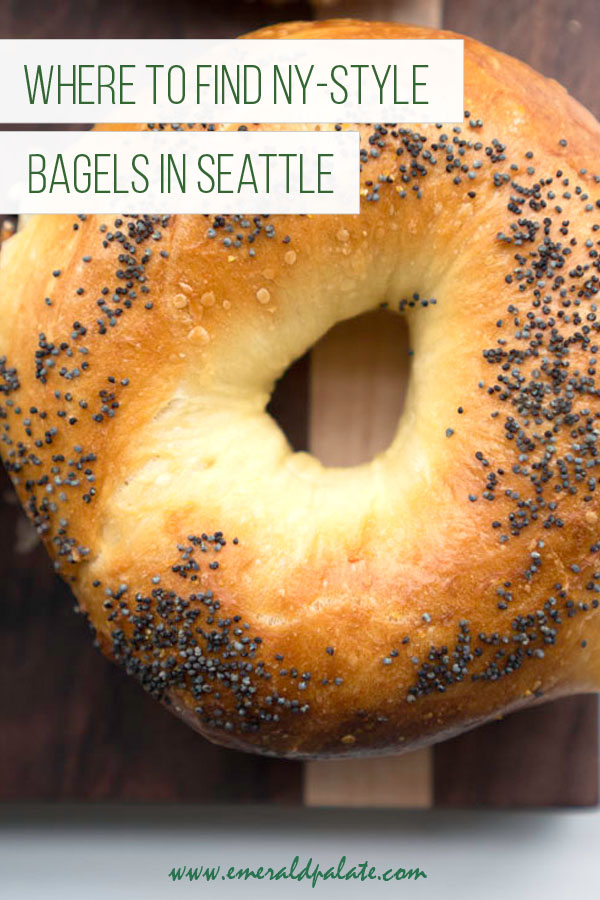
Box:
0;0;598;807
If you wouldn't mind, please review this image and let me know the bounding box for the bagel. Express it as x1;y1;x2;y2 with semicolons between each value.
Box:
2;19;600;759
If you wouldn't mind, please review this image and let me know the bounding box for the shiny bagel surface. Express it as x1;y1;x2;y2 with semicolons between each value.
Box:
2;19;600;758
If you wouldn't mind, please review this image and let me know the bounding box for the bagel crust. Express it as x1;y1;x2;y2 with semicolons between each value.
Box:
3;20;600;758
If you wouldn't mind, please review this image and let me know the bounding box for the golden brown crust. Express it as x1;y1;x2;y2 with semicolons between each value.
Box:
2;20;600;758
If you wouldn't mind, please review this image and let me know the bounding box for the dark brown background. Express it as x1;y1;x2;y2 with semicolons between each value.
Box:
1;0;598;806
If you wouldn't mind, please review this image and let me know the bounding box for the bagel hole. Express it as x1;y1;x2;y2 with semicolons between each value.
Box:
268;310;411;466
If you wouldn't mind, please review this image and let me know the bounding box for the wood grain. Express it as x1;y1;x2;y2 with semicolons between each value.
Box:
0;0;312;39
305;753;432;808
312;0;442;28
308;311;410;466
434;696;598;808
444;0;600;119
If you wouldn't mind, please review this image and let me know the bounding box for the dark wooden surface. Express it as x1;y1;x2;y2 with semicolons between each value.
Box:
444;0;600;120
0;0;311;39
0;0;598;806
434;696;598;808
